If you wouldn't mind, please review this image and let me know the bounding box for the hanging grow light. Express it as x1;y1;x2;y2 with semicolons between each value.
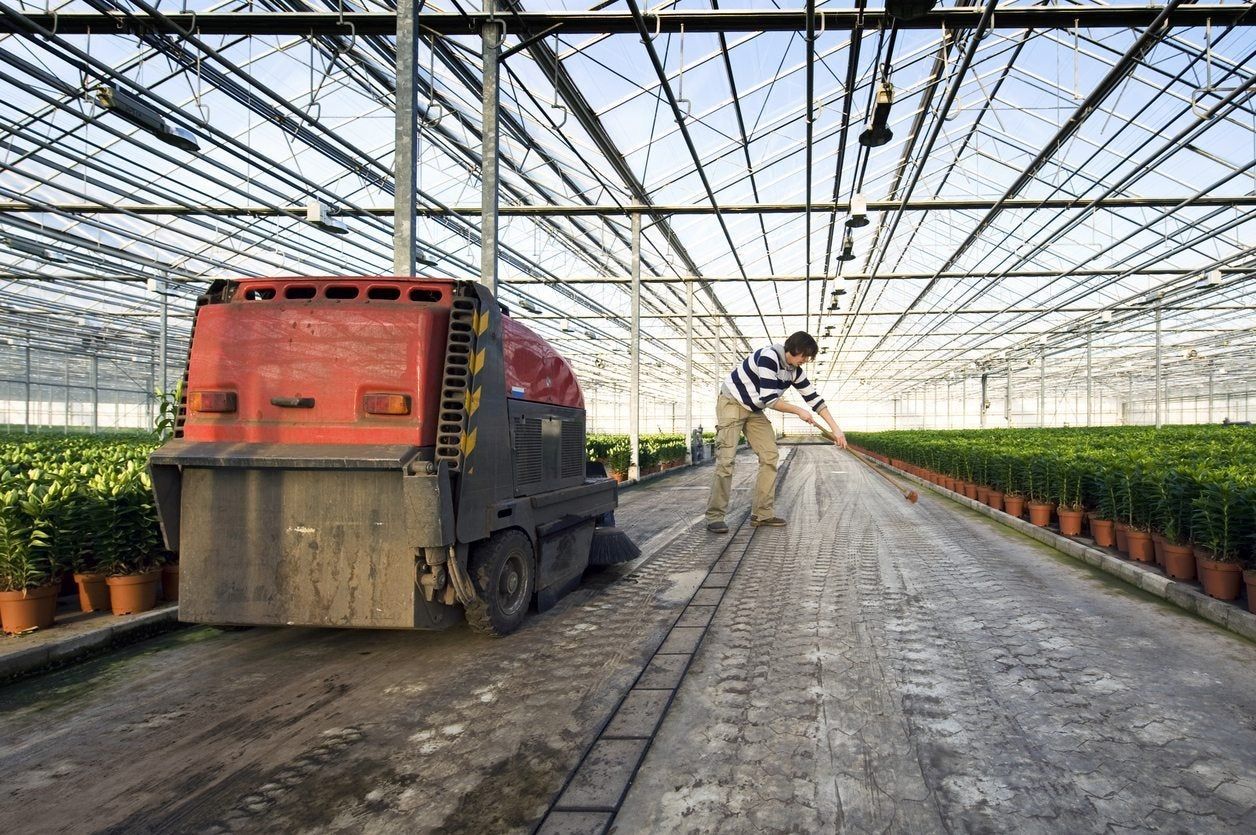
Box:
94;85;200;153
306;201;348;234
836;233;857;262
886;0;938;22
859;83;894;148
846;193;869;228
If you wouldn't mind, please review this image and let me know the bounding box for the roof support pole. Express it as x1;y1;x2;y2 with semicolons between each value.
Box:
1155;304;1163;428
979;374;988;429
629;213;641;482
91;352;99;435
947;380;952;429
480;2;502;294
1006;362;1013;428
159;280;168;397
1039;349;1047;428
66;363;73;435
1086;330;1093;426
1208;366;1215;423
23;341;31;434
685;278;694;465
393;0;419;276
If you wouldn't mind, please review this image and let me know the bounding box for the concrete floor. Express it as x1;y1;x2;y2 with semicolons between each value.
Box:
613;446;1256;834
2;446;1255;834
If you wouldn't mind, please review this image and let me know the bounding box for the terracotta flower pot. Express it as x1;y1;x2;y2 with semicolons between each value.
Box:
986;490;1004;511
1115;522;1130;555
1245;571;1256;616
161;563;180;603
975;486;990;504
1027;501;1053;527
0;583;58;634
1126;529;1153;563
1090;518;1115;548
1003;495;1025;518
944;478;956;492
74;572;111;613
1057;507;1085;537
106;570;160;616
1196;557;1242;601
964;484;979;500
1162;542;1196;581
1151;533;1166;567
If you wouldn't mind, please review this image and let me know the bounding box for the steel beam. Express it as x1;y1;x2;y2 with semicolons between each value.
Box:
6;8;1247;36
685;278;693;466
629;213;641;482
8;196;1252;216
394;0;419;276
1155;304;1163;428
481;4;503;294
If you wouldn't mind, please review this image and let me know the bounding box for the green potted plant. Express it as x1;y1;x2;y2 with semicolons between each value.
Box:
1088;463;1118;548
94;464;163;615
1152;468;1196;580
1191;477;1246;600
1026;454;1056;527
0;479;58;633
1054;460;1085;536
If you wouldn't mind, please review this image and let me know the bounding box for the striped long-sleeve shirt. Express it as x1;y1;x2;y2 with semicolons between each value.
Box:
722;344;827;413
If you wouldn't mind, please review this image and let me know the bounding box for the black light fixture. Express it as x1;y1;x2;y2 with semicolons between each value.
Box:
886;0;939;22
306;201;348;234
836;232;856;262
94;85;200;153
859;82;894;148
845;193;869;228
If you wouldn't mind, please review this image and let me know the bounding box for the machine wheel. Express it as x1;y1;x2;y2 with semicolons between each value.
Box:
465;530;535;636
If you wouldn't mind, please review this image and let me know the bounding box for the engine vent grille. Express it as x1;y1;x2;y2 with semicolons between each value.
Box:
561;419;584;479
515;418;543;488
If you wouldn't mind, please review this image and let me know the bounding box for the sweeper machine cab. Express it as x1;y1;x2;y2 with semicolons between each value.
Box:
149;277;638;635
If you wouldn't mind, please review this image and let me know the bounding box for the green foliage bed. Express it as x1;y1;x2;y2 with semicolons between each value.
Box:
0;435;162;591
587;432;712;476
847;426;1256;564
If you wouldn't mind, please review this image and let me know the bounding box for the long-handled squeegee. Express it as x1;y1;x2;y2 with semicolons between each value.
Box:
817;429;919;504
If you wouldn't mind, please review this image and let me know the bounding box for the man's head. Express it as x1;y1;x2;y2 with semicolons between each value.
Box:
783;331;819;366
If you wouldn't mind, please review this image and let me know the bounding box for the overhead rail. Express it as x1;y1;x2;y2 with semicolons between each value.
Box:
4;196;1248;216
4;7;1252;36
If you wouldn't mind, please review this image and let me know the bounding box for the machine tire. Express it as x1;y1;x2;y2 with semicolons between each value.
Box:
465;530;535;636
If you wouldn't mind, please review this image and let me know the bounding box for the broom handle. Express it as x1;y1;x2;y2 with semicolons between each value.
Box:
819;430;915;500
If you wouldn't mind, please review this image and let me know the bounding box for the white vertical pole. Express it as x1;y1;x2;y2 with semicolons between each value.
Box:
23;341;31;434
685;277;694;464
480;1;502;294
1154;305;1163;428
1005;362;1013;427
1038;349;1046;428
629;213;641;481
1208;367;1215;423
1086;329;1093;426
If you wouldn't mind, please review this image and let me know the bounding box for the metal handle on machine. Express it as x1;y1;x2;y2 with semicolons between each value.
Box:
270;396;315;408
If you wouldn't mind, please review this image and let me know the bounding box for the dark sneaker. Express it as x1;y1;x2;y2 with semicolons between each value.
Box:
750;516;787;528
706;520;729;534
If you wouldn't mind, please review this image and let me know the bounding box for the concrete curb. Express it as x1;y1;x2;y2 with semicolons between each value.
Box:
0;603;180;682
856;454;1256;645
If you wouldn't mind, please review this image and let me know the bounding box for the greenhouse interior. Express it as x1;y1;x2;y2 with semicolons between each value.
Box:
0;2;1254;833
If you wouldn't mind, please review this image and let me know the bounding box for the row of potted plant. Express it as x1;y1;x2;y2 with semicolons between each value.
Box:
847;426;1256;610
0;435;174;634
587;432;715;481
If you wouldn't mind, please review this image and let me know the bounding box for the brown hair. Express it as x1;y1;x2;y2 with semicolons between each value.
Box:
784;331;819;359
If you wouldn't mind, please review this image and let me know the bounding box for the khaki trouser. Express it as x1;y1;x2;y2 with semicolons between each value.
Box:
706;392;780;523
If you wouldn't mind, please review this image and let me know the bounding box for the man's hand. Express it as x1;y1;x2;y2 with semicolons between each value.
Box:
830;428;848;449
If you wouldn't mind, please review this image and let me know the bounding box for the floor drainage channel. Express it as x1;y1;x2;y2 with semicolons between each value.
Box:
533;449;798;835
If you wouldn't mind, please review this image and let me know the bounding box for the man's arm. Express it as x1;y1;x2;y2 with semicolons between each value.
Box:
815;405;847;448
790;370;846;448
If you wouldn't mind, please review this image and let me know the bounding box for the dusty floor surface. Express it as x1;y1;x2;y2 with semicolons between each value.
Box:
612;446;1256;834
4;446;1255;834
0;455;749;834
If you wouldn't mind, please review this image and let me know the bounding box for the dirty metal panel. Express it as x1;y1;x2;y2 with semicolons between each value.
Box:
179;468;451;628
536;518;594;610
150;440;423;470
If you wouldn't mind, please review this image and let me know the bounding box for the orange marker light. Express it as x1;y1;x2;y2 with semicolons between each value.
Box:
189;390;237;413
363;393;411;415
